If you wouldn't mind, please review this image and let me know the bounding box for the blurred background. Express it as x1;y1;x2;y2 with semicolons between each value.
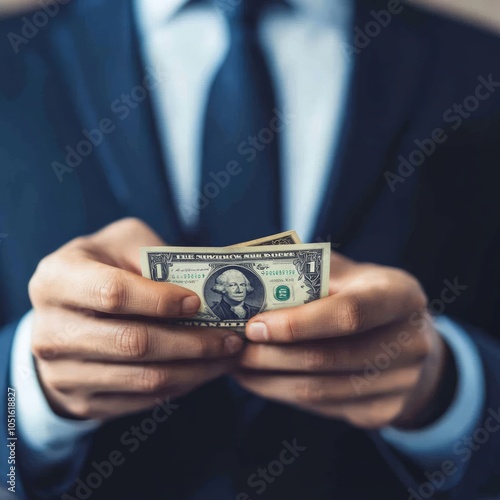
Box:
411;0;500;34
1;0;500;34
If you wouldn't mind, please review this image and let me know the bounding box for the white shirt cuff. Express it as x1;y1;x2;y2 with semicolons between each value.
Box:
380;315;485;489
10;310;100;463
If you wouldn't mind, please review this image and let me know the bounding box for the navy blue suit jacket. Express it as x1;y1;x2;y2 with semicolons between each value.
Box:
1;0;500;498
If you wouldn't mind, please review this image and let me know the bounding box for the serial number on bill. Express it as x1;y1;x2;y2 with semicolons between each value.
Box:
171;273;207;279
260;270;297;276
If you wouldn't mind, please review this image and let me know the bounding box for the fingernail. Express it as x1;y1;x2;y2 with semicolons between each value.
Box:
247;322;269;342
224;335;244;354
181;296;200;315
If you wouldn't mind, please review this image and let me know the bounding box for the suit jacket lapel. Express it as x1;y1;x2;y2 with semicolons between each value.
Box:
314;1;432;250
44;0;184;243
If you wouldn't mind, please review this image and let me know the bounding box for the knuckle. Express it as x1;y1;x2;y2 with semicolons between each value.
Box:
37;343;61;361
337;296;364;334
414;288;428;311
138;368;169;393
283;315;304;343
153;292;179;317
374;398;404;427
414;328;434;361
97;273;127;313
121;217;146;231
31;333;61;361
404;370;423;395
346;410;379;430
28;274;42;304
114;323;149;360
31;314;73;361
407;275;428;309
115;218;153;240
396;269;428;309
347;414;378;430
30;331;45;359
28;255;55;303
36;362;59;389
68;398;94;420
193;335;215;358
301;349;333;371
333;348;351;370
65;236;89;252
349;398;404;430
295;381;325;404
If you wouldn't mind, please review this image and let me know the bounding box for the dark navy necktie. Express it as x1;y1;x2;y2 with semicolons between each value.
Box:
198;0;282;246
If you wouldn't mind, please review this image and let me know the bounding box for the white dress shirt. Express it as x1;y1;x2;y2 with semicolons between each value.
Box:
11;0;485;494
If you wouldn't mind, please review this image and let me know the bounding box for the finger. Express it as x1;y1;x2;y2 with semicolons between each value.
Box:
42;359;235;394
35;255;201;318
304;393;406;429
32;310;244;362
72;392;187;420
233;367;419;405
246;275;426;343
240;320;427;372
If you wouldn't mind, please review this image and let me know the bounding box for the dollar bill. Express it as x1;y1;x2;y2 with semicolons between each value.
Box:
141;243;330;329
229;230;302;247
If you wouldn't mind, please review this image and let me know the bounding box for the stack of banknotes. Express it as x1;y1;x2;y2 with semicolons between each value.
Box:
141;231;330;330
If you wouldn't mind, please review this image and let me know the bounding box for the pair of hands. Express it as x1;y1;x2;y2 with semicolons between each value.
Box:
29;218;449;429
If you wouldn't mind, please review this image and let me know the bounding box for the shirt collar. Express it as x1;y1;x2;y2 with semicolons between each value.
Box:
137;0;352;28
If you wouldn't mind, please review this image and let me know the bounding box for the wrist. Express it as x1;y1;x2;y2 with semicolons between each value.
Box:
394;338;457;430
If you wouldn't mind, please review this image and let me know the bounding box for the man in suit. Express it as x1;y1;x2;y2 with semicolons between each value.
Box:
1;0;500;499
210;269;261;320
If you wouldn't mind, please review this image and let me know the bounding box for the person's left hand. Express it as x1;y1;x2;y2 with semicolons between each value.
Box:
233;252;451;430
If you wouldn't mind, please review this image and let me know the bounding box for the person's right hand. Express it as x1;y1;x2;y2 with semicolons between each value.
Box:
28;218;244;420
